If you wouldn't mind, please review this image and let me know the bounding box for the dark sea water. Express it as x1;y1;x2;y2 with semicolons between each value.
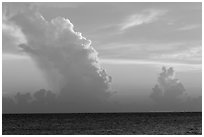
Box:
2;112;202;135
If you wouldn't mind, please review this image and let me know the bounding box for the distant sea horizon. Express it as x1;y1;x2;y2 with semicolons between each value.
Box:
2;111;202;114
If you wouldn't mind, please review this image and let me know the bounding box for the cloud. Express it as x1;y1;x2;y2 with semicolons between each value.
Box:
2;19;27;54
100;58;201;72
177;24;200;31
97;41;201;66
150;67;201;111
151;67;185;100
120;9;167;31
3;89;57;113
101;58;177;65
3;3;113;113
152;46;202;64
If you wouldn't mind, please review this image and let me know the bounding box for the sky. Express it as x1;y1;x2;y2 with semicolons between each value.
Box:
2;2;202;113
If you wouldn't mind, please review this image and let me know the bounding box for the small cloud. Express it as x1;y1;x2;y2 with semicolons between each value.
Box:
100;58;201;72
177;24;200;31
150;67;201;111
152;46;202;64
120;9;167;31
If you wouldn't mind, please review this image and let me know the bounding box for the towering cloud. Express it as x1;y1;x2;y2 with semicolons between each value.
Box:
150;67;186;110
3;3;112;113
150;66;201;111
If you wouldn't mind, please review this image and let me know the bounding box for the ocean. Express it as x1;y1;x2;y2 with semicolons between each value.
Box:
2;112;202;135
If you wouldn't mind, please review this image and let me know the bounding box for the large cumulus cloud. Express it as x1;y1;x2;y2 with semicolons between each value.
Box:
2;3;113;113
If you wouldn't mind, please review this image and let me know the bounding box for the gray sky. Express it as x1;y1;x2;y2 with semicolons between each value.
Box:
2;2;202;113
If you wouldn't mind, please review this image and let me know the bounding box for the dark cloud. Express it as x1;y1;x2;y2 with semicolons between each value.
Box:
3;88;116;113
3;90;55;113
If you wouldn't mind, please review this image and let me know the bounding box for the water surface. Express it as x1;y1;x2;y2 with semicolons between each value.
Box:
2;112;202;135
